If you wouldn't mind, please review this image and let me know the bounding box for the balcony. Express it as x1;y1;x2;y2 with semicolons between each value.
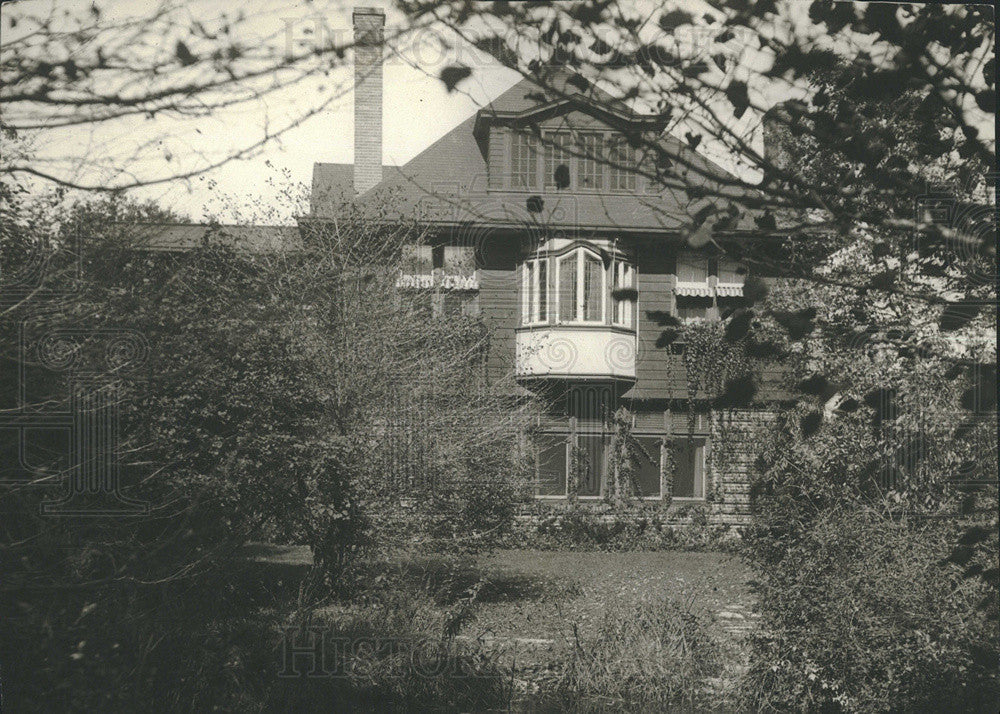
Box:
515;326;636;382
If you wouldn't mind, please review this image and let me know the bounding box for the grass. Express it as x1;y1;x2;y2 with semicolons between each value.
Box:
246;545;754;711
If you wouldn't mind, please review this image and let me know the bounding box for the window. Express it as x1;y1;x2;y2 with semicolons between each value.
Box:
635;436;662;497
583;252;603;321
544;132;572;189
521;248;633;327
557;248;604;323
676;253;709;284
576;132;604;190
558;253;577;322
402;244;433;274
676;297;711;322
536;435;568;496
612;259;634;327
673;439;706;498
576;433;606;496
522;258;548;325
608;138;636;191
510;132;537;189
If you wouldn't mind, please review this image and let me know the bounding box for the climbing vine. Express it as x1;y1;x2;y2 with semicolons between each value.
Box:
605;407;649;507
678;319;758;502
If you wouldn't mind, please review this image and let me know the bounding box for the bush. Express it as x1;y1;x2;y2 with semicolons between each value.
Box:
550;595;720;710
515;504;739;552
741;503;1000;713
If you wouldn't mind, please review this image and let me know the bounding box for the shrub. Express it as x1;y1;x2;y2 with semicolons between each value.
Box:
741;503;1000;713
551;594;720;710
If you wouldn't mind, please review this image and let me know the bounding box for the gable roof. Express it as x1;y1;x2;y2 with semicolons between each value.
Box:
312;70;764;234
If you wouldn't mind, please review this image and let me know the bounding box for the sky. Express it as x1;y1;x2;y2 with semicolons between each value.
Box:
3;0;993;224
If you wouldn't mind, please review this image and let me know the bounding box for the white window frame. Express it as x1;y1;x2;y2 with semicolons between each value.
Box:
612;259;635;327
521;258;549;326
555;247;606;325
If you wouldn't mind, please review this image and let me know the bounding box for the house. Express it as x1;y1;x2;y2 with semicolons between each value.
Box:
303;7;793;526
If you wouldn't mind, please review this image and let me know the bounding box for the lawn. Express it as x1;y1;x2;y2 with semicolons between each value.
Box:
250;545;755;710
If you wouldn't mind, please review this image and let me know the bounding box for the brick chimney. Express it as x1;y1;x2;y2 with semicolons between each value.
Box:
353;7;384;195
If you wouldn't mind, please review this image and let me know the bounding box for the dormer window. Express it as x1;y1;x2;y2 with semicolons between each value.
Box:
522;246;634;327
504;129;647;193
510;132;538;189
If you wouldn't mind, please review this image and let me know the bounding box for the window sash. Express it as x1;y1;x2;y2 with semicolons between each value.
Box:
510;132;538;189
576;132;604;190
544;132;572;189
558;253;577;322
608;140;636;191
613;260;634;326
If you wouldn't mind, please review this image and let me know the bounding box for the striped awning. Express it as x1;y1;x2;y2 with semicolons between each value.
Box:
716;284;744;297
674;282;713;297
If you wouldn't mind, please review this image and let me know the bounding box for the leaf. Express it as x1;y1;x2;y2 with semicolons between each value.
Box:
685;132;702;150
646;310;681;327
975;89;995;113
772;307;816;340
724;308;753;342
611;287;639;303
742;276;769;306
175;40;198;66
797;374;828;396
686;219;713;248
939;300;981;331
567;73;590;92
655;329;679;348
715;375;757;408
440;65;472;93
800;410;822;437
725;80;750;118
554;164;570;189
659;9;692;31
754;210;776;231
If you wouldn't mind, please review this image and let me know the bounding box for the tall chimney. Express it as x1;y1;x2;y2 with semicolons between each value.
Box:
353;7;384;195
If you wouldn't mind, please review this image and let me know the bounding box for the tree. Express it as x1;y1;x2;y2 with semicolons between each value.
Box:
0;0;430;189
0;190;533;709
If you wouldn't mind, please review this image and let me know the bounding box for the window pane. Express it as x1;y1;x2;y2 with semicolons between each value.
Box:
559;254;577;321
676;297;711;321
544;133;572;189
537;435;567;496
608;139;636;191
402;244;433;274
576;434;605;497
577;133;604;189
538;259;547;321
444;245;476;274
635;437;661;497
718;257;744;284
677;254;709;283
673;440;704;498
511;132;537;189
523;261;534;324
583;252;603;321
613;261;633;326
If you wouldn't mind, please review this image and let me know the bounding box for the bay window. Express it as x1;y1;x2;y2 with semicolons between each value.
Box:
522;247;635;327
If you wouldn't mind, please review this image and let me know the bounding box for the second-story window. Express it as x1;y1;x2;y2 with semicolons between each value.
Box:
608;137;636;191
510;132;538;189
612;259;634;326
576;133;605;190
522;247;634;327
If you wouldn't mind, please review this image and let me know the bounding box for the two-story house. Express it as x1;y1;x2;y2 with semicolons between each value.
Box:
304;8;791;525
